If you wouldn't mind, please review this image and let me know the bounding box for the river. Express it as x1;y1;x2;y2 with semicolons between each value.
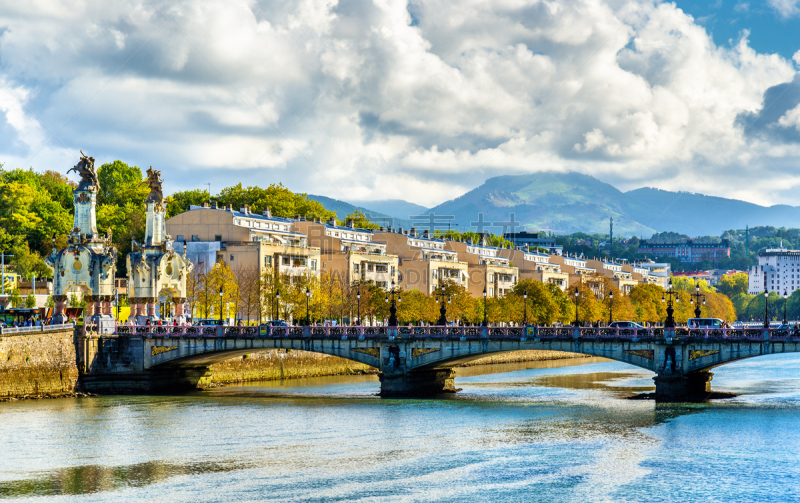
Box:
3;354;800;502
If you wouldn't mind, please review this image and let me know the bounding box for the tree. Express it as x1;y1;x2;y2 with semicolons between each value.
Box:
166;189;210;219
25;293;36;308
8;287;22;308
338;210;379;230
718;273;749;298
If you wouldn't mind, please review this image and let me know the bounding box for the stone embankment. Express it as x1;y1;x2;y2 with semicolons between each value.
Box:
208;349;587;385
0;328;79;398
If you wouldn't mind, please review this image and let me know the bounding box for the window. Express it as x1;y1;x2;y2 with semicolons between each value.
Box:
191;235;199;242
264;256;272;267
311;260;317;271
354;264;360;273
176;235;184;242
215;235;222;242
230;254;234;261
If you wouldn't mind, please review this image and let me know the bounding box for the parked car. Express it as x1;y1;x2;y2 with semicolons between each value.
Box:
193;318;224;326
687;318;724;328
266;320;289;327
608;321;647;329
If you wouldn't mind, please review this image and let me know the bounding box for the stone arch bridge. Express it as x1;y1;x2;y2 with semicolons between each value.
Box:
79;325;800;401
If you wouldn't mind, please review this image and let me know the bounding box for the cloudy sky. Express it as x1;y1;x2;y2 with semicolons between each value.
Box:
2;0;800;208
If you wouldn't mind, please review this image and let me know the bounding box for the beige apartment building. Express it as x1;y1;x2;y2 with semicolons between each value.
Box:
372;229;469;295
445;240;518;298
586;259;638;294
166;203;320;280
498;248;569;290
293;218;398;289
550;254;597;287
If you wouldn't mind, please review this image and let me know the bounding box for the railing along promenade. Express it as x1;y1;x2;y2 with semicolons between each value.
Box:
0;323;75;335
115;324;799;342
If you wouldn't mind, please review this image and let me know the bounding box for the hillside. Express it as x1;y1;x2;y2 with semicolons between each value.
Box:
427;171;800;237
306;194;418;229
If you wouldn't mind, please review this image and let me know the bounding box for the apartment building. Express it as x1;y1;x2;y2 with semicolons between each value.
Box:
293;218;399;289
638;240;731;263
549;254;597;287
498;248;568;290
586;259;638;294
748;248;800;295
629;264;662;287
445;240;518;298
372;229;468;295
166;203;321;279
635;261;671;288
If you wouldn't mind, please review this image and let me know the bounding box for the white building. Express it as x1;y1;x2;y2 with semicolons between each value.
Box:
748;248;800;295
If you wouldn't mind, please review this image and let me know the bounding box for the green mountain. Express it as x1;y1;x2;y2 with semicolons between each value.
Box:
426;171;800;237
306;194;418;229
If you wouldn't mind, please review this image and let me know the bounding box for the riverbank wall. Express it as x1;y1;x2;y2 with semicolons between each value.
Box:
207;349;588;385
0;328;79;398
208;349;376;385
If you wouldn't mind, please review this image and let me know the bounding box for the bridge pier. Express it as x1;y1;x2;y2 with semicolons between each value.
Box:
379;369;459;397
654;371;713;402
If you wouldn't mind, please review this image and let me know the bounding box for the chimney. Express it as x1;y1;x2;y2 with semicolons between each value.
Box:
423;230;430;238
211;201;218;209
202;202;210;208
300;215;306;221
315;217;321;223
346;219;355;228
240;204;250;215
227;204;233;211
379;226;386;231
262;207;272;218
398;227;404;234
328;216;336;226
410;227;416;237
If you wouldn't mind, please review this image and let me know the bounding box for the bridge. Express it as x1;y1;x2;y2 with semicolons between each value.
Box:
77;324;800;401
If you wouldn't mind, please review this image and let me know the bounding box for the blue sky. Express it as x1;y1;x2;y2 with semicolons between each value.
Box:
675;0;800;59
1;0;800;208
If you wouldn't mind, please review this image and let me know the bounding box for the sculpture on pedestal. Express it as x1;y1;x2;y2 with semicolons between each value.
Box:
45;152;118;331
126;167;194;323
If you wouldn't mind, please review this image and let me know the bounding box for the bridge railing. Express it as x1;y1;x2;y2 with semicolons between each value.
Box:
0;323;74;335
113;324;800;341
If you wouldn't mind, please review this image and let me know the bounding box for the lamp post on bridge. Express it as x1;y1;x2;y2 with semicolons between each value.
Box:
435;283;450;326
573;287;579;327
356;285;361;326
218;286;223;326
274;289;280;321
482;287;488;327
690;282;705;319
784;290;788;325
305;286;311;326
385;281;400;327
523;289;528;326
763;274;770;328
661;279;677;329
608;290;613;325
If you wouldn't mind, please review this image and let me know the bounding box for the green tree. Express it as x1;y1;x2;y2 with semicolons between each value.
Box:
338;210;379;230
166;189;210;218
717;272;749;298
8;287;22;308
25;293;35;308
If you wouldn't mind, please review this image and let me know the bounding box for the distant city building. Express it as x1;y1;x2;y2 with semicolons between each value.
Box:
748;248;800;295
637;240;730;263
635;261;671;288
503;231;563;255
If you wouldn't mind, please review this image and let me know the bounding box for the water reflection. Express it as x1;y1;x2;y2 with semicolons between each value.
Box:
0;459;252;498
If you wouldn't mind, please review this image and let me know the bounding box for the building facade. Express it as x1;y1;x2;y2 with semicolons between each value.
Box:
166;203;321;281
293;218;398;289
503;232;563;255
638;240;731;263
372;230;468;295
445;240;518;298
748;248;800;295
498;248;568;290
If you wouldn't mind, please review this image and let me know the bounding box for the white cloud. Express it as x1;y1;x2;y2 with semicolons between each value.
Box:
768;0;800;18
779;104;800;131
0;0;799;208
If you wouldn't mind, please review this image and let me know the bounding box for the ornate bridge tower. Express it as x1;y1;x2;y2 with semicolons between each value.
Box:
126;168;193;323
45;152;117;330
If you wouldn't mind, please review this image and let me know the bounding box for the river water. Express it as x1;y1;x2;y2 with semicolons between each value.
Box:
3;354;800;502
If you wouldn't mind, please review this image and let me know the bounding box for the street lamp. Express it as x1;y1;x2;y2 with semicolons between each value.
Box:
218;286;224;325
482;287;488;327
435;283;449;326
784;290;789;325
387;280;400;326
661;279;677;329
690;283;705;319
275;289;280;321
523;289;528;326
573;287;579;326
305;286;311;326
356;286;361;326
608;290;613;325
